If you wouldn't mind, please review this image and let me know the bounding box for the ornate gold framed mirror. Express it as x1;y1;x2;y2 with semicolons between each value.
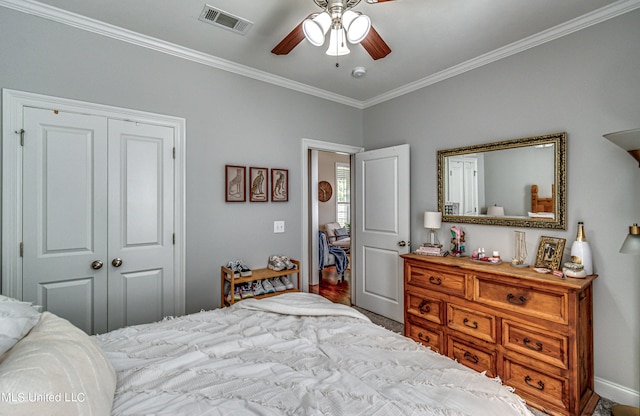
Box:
437;132;566;229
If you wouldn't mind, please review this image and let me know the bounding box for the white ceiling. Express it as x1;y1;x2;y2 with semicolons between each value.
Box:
5;0;639;107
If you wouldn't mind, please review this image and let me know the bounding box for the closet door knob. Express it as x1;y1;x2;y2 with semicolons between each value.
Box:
112;258;123;267
91;260;104;270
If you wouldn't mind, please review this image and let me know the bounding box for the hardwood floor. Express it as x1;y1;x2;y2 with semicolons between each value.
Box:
309;266;351;306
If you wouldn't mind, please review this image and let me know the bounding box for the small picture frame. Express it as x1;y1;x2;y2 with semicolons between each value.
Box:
249;167;269;202
271;168;289;202
534;236;566;270
225;165;246;202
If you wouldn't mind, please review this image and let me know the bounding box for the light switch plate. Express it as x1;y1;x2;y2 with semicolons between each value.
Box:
274;221;285;233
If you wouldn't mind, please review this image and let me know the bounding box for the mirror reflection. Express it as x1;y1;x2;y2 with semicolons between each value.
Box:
437;132;566;229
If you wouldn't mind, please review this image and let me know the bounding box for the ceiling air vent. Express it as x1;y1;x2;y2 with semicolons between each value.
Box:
198;5;253;35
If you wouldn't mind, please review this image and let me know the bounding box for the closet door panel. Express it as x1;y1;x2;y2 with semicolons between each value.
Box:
107;120;175;331
22;107;108;334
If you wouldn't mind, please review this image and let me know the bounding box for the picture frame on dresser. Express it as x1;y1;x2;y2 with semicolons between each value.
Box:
225;165;246;202
534;236;566;270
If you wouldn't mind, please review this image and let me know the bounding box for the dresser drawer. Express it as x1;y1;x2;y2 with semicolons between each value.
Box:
503;320;568;369
407;320;443;353
503;359;568;411
449;338;496;377
407;264;466;296
474;277;568;324
447;303;496;343
406;292;443;324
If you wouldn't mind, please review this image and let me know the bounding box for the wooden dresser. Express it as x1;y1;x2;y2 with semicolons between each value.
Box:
401;253;599;416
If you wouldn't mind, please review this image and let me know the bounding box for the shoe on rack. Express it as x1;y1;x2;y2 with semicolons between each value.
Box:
283;257;297;270
262;279;275;293
237;260;252;277
226;261;240;278
280;275;294;290
251;280;265;296
225;281;231;302
240;283;253;298
271;277;286;292
268;255;286;271
232;286;241;301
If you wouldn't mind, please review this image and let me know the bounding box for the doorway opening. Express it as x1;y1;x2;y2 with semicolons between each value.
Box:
300;139;362;307
309;150;352;305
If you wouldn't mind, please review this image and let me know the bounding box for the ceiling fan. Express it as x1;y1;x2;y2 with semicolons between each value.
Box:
271;0;393;60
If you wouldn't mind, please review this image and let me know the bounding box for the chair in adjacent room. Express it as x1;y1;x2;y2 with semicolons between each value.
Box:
318;231;349;281
321;222;351;253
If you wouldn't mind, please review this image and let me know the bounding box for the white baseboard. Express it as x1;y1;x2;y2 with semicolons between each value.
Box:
595;377;640;407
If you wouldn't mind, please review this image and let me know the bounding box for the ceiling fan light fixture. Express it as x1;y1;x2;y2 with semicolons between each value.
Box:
303;12;331;46
342;10;371;44
326;28;350;56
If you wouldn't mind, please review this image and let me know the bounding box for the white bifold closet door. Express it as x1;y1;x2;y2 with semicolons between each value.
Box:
22;107;175;334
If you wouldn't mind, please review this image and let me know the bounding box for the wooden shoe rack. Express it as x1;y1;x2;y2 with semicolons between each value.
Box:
221;259;301;307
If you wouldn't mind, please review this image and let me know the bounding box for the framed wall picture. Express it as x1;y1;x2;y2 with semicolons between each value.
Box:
534;236;566;270
225;165;246;202
249;167;269;202
271;168;289;202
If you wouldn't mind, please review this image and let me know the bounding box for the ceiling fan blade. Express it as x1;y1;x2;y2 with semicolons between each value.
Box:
366;0;395;3
271;15;314;55
360;25;391;60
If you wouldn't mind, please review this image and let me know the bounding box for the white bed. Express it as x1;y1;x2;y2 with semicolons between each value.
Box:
0;292;534;416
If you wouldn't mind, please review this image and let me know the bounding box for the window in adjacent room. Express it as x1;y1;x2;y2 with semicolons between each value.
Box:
335;162;350;228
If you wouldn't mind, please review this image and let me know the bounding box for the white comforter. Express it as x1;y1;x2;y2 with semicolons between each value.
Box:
96;293;533;416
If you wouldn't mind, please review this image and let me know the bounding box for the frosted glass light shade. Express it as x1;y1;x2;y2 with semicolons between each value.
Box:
303;12;331;46
342;10;371;44
620;224;640;254
603;128;640;168
424;211;442;229
326;28;350;56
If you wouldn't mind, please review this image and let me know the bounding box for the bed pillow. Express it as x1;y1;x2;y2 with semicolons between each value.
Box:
0;297;41;356
0;312;116;416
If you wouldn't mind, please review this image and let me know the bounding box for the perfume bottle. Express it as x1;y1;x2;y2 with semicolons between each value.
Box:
570;221;593;275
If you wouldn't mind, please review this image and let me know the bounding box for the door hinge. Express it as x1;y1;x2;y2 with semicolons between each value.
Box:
16;129;25;146
19;242;23;257
173;233;175;245
173;147;176;159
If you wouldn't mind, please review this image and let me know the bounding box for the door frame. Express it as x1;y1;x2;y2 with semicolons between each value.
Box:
300;139;363;297
1;89;186;316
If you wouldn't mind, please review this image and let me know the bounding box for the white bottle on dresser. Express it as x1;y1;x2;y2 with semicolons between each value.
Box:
570;221;593;275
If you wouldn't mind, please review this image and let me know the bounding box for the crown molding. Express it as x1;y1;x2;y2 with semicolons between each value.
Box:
2;0;638;110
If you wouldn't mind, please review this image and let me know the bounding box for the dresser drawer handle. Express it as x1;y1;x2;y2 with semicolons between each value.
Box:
524;337;543;351
463;317;478;329
524;375;545;391
507;293;527;305
418;332;430;343
418;300;431;314
429;276;442;285
463;351;479;364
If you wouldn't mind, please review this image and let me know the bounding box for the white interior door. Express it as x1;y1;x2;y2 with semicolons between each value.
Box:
22;108;109;334
354;144;410;322
447;157;478;215
107;120;175;330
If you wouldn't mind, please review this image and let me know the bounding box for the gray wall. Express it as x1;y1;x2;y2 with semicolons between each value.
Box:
363;9;640;403
0;9;363;313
